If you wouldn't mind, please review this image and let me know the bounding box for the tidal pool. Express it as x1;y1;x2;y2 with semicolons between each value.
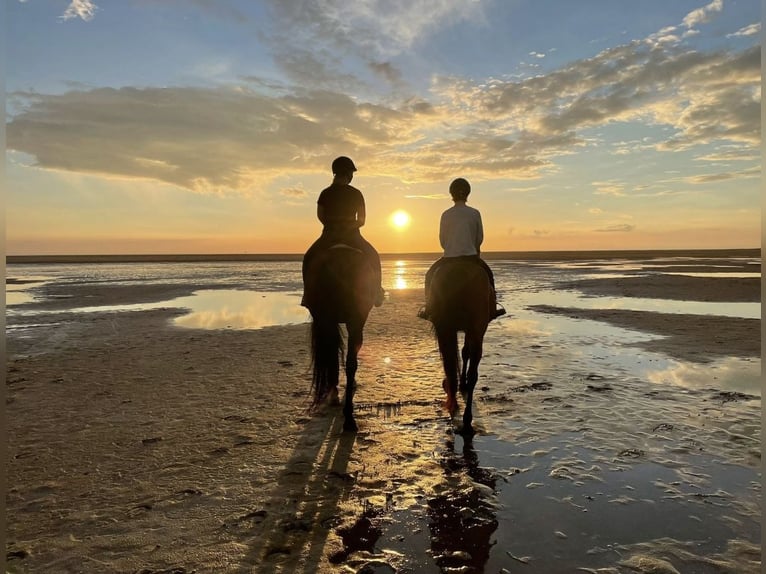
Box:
171;290;309;330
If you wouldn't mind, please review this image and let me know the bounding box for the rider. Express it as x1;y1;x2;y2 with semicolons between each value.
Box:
302;156;385;307
418;177;505;320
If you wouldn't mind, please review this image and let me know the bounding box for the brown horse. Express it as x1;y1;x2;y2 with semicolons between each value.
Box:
304;244;377;432
428;259;492;435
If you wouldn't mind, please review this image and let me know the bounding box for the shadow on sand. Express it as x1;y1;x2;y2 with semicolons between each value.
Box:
236;407;362;573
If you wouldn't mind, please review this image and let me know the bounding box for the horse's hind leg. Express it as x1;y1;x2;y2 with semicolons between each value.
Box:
343;322;363;432
461;331;484;435
459;339;470;394
437;327;459;416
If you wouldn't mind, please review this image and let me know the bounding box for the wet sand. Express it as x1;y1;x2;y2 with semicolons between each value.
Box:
5;266;761;573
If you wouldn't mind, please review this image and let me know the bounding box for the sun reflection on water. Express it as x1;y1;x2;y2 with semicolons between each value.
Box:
392;260;409;290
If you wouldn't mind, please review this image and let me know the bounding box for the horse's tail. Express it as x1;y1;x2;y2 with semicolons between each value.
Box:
436;326;460;382
310;315;345;406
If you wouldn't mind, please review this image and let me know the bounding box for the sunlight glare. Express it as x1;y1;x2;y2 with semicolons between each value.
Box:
390;210;411;230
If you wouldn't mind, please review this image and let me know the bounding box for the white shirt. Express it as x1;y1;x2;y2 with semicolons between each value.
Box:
439;202;483;257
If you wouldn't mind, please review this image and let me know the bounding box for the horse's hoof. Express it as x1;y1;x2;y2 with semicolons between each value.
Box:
442;398;459;416
343;419;359;433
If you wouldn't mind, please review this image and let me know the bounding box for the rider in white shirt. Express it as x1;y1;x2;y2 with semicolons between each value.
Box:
419;178;504;320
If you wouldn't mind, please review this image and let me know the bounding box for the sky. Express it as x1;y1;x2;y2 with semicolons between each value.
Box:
5;0;762;255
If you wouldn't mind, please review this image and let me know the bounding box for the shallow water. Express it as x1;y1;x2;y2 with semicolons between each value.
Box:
6;257;761;397
5;255;761;573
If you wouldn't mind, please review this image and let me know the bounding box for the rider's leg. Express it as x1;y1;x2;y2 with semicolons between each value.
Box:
476;258;505;319
301;235;329;307
418;259;442;319
354;235;385;306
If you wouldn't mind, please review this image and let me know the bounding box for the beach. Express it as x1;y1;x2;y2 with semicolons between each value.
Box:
5;253;761;573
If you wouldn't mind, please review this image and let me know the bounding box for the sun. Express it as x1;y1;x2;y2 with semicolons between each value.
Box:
390;210;411;230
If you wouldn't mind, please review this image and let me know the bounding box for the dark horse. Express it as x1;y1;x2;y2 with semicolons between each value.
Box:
429;259;492;435
304;244;377;432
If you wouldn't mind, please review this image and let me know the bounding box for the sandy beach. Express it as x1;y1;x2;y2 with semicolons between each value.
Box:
5;258;761;573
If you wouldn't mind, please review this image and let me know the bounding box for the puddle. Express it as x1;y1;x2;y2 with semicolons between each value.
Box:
648;357;761;395
666;272;761;278
6;291;37;305
6;289;310;331
521;289;759;319
171;290;309;330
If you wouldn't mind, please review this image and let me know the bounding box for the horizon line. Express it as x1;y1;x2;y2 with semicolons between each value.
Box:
6;247;761;264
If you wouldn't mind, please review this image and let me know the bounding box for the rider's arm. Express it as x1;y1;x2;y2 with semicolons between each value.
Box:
317;204;328;226
355;194;366;228
475;212;484;255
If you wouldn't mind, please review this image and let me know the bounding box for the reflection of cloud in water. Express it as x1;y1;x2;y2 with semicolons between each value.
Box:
173;290;309;330
648;357;761;396
497;317;550;337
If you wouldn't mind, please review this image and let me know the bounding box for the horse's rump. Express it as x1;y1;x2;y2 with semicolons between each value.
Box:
430;259;492;329
304;244;376;323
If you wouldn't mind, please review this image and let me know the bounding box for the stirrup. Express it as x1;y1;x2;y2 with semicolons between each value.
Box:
492;304;506;319
417;305;431;320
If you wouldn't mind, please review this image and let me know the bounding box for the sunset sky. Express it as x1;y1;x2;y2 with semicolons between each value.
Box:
6;0;761;255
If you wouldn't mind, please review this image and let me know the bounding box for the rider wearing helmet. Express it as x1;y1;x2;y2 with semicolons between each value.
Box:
302;156;385;307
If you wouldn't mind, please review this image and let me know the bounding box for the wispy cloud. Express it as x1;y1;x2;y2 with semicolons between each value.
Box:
61;0;98;21
728;23;761;38
683;166;760;184
280;187;309;198
595;224;636;232
265;0;485;58
261;0;484;91
592;181;626;196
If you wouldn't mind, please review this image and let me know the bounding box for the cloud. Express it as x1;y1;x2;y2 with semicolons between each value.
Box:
593;181;626;196
7;7;760;194
595;224;636;232
7;84;434;193
61;0;97;21
265;0;485;58
368;61;403;84
404;194;448;199
727;23;761;38
280;187;309;198
261;0;485;89
682;0;723;29
683;166;760;184
438;40;760;151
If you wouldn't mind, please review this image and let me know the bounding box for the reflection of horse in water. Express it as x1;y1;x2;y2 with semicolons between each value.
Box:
429;259;492;435
304;244;376;432
428;437;499;570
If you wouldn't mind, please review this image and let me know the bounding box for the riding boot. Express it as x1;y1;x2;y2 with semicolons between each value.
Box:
375;286;386;307
491;288;506;320
417;286;432;320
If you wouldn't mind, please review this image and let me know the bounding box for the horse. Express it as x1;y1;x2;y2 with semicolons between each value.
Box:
304;244;377;432
428;259;492;435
